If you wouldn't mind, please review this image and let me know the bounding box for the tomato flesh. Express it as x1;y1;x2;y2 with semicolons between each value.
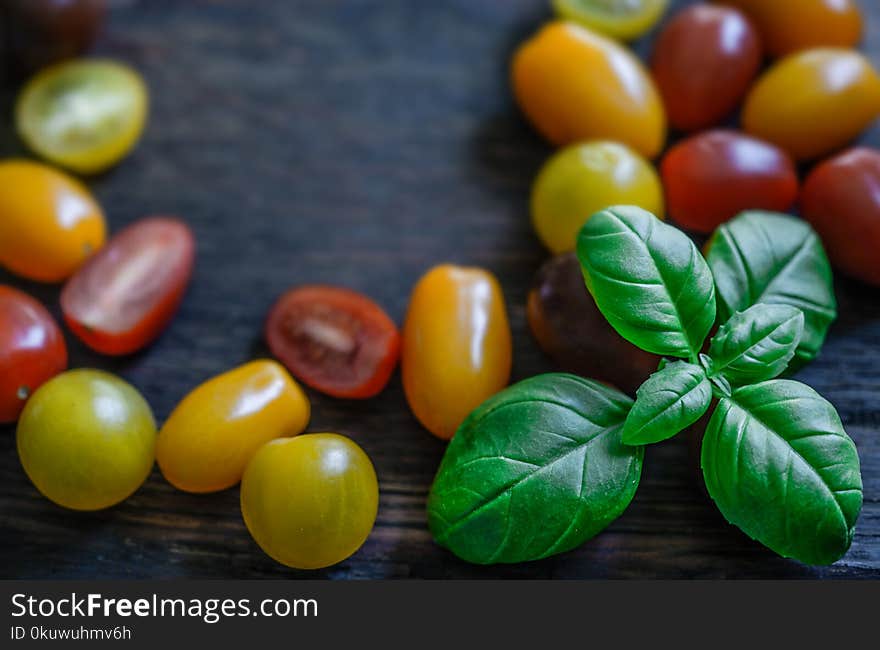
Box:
265;286;400;399
661;130;798;233
61;217;195;356
553;0;668;41
16;59;148;174
800;147;880;286
0;286;67;423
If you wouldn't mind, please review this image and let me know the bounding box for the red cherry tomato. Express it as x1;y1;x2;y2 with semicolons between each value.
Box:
265;286;400;399
661;130;798;233
800;147;880;286
651;5;762;132
0;285;67;422
60;217;195;356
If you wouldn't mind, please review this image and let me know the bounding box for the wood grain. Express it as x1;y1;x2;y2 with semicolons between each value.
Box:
1;0;879;579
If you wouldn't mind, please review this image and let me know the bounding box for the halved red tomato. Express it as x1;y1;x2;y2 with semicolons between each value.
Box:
60;217;195;355
265;286;400;399
0;285;68;422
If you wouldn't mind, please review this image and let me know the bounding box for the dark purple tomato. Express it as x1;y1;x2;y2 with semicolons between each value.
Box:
1;0;106;78
800;147;880;286
661;130;799;234
527;252;660;396
651;5;762;132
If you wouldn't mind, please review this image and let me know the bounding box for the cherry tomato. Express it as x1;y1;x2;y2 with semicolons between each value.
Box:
512;21;666;157
1;1;106;78
800;147;880;286
0;160;106;282
240;433;378;570
17;369;156;511
742;49;880;162
718;0;862;58
527;253;659;396
0;286;67;423
552;0;668;41
265;286;400;399
661;130;799;234
651;5;761;132
60;217;195;356
16;59;148;174
402;265;512;440
532;141;664;253
157;360;310;494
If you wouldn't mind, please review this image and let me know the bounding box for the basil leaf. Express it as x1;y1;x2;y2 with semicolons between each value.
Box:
707;304;804;386
427;373;642;565
578;205;716;359
706;211;836;369
701;380;863;566
621;361;712;445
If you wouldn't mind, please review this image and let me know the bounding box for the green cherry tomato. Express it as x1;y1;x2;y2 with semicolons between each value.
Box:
553;0;669;41
240;433;379;569
16;59;148;174
17;369;156;511
531;141;664;253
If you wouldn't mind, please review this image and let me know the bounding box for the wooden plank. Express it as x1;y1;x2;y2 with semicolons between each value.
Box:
1;0;878;578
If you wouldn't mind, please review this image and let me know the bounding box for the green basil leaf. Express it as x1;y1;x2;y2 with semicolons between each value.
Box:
577;205;716;359
701;380;863;566
707;304;804;386
621;361;712;445
427;373;642;565
706;211;836;369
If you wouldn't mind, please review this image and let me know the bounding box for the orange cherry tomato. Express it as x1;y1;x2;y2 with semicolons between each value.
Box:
801;147;880;286
661;130;798;234
402;264;512;440
61;217;195;356
0;159;105;282
157;360;310;494
718;0;862;58
742;49;880;162
651;5;762;132
266;286;400;399
511;21;666;157
0;286;67;423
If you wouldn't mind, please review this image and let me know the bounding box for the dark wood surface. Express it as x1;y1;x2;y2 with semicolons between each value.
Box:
1;0;879;579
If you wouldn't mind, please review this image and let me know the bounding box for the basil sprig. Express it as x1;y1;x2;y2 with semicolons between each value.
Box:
428;374;641;565
706;211;837;369
428;206;861;568
577;205;716;360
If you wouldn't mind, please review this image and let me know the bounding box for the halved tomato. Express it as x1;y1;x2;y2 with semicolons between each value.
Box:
265;286;400;399
15;59;148;174
553;0;669;41
60;217;195;355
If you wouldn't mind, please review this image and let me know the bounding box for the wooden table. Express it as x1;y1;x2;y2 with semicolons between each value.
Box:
1;0;878;579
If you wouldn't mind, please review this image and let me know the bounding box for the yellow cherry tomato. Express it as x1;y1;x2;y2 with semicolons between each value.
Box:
0;159;105;282
718;0;862;58
157;360;310;494
402;265;512;440
742;49;880;161
17;369;156;511
240;433;378;570
16;59;148;174
532;141;664;253
511;21;666;157
553;0;669;41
